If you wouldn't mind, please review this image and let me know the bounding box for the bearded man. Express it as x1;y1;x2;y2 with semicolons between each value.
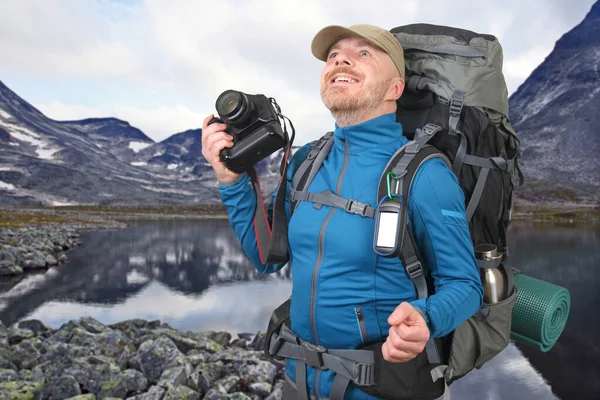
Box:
202;23;483;400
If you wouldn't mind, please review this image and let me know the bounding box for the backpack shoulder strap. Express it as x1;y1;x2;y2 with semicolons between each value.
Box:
376;124;450;366
290;131;334;213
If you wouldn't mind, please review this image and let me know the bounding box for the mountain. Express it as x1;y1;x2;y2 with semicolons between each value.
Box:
0;81;283;206
509;1;600;204
59;118;154;164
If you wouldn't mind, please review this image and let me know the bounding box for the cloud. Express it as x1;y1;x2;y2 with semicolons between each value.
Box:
1;0;597;143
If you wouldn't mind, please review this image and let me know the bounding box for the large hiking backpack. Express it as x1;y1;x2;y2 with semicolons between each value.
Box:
262;23;525;399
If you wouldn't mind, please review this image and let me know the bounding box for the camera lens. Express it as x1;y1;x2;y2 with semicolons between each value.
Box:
215;90;255;127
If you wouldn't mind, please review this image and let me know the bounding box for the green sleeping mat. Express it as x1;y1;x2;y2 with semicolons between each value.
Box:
511;272;571;352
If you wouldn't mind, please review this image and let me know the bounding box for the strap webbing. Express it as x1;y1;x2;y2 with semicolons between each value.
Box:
448;90;465;133
465;166;489;221
330;374;350;400
296;359;309;400
291;132;335;214
290;189;376;218
463;154;508;171
271;323;376;399
452;131;467;176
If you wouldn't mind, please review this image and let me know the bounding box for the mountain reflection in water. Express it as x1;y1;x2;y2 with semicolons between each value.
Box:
1;218;596;399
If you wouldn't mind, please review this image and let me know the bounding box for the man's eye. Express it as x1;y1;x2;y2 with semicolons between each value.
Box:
360;50;370;56
328;52;337;59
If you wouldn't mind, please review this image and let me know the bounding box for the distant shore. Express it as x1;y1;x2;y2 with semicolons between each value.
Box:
0;203;598;278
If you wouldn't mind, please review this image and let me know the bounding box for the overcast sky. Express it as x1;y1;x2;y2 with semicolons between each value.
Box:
0;0;596;144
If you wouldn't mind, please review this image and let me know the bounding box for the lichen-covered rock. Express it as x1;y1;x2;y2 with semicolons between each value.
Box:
123;368;148;394
249;382;272;397
8;327;34;345
65;394;96;400
154;329;223;355
6;339;42;370
227;392;253;400
126;384;166;400
79;317;109;334
0;380;44;400
216;375;241;394
85;359;127;398
185;350;208;367
195;361;225;388
46;320;84;344
31;366;45;382
264;380;284;400
208;348;252;364
209;332;232;347
46;255;58;266
0;368;19;382
45;374;82;399
248;360;277;385
41;342;93;363
0;357;17;371
97;330;136;358
19;369;32;381
203;388;229;400
230;338;247;349
164;384;200;400
128;337;189;383
248;332;266;351
0;263;22;276
157;366;187;389
18;320;51;336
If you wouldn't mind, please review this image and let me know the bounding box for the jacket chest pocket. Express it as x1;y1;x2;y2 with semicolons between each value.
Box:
355;306;369;345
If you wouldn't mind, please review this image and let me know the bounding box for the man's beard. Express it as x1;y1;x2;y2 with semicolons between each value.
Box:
320;74;391;127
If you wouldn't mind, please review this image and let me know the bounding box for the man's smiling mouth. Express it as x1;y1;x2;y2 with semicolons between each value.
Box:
329;73;361;87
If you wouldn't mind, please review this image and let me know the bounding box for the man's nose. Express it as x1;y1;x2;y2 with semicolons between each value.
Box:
334;51;353;66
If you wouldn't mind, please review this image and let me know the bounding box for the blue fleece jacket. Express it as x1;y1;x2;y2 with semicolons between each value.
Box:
218;113;483;399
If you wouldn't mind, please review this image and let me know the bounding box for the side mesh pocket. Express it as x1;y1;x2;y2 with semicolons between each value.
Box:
446;287;517;381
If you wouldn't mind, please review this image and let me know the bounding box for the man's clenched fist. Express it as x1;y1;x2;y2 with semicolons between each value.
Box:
201;114;240;184
382;302;430;363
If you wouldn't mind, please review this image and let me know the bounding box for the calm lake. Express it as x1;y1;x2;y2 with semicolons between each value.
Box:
1;218;598;399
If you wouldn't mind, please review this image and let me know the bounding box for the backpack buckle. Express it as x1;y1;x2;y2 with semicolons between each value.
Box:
353;363;375;386
301;341;327;369
449;90;465;133
405;256;424;279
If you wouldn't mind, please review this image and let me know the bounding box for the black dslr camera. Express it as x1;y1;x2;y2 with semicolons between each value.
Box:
208;90;288;173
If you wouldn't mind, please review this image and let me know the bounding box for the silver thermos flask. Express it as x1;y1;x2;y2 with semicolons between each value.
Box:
474;244;507;304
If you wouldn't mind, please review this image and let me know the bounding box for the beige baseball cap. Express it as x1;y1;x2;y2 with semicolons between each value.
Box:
311;24;405;79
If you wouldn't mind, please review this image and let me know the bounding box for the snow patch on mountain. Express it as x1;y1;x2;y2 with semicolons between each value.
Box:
0;181;15;190
141;186;195;195
0;120;62;160
0;108;11;119
129;141;152;153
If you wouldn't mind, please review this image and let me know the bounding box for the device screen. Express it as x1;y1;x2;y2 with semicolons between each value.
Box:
376;211;399;248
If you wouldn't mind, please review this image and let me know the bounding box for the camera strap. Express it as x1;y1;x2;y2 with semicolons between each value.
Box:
248;113;295;265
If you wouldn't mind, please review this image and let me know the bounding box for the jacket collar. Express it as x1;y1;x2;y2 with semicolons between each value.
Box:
333;113;407;153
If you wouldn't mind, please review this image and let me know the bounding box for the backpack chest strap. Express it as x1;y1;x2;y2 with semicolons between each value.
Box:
290;189;376;218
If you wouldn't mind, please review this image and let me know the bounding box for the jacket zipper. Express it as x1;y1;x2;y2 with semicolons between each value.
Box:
311;139;350;398
355;306;369;345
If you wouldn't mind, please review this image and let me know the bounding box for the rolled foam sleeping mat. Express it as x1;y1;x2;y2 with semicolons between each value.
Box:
510;272;571;352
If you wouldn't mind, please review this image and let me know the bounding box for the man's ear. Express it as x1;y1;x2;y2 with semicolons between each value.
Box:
385;76;405;102
391;77;405;100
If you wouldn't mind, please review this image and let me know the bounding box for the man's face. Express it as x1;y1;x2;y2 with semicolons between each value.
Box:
320;36;397;115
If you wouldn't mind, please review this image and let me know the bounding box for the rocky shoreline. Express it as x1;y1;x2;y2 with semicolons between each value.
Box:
0;220;126;278
0;316;286;400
